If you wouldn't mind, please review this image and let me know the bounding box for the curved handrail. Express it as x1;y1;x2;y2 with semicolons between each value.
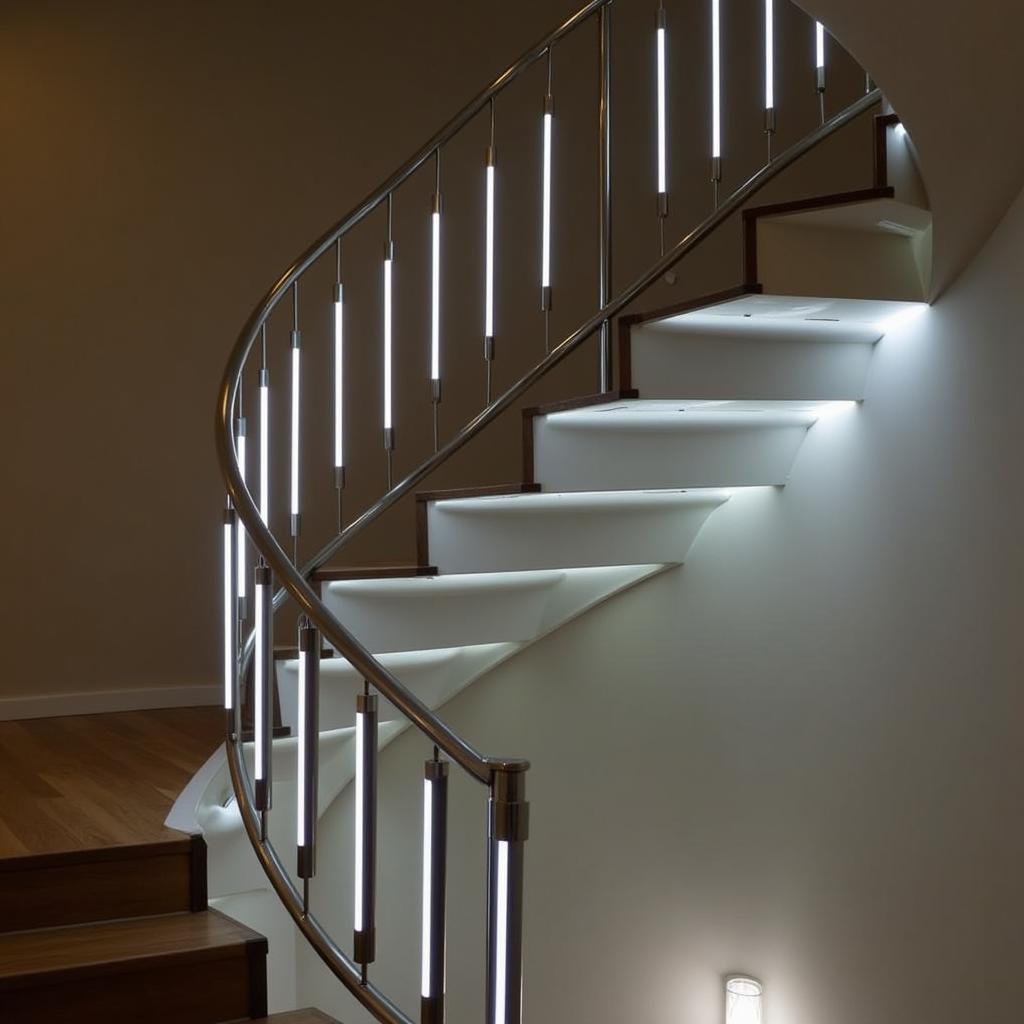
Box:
214;0;883;1012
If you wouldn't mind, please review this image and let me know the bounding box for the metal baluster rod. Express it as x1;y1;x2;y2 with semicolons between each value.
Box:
431;149;442;452
764;0;776;162
541;47;554;354
421;758;449;1024
383;194;395;491
235;382;248;622
354;689;378;971
598;3;612;392
656;2;668;255
290;281;302;563
816;21;827;124
711;0;722;207
223;503;238;722
254;560;274;824
334;236;346;534
484;99;496;404
487;769;529;1024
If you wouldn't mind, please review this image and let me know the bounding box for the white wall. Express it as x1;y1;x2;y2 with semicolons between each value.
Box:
297;182;1024;1022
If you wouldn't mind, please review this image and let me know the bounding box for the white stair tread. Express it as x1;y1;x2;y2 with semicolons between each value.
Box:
761;196;931;236
692;292;927;328
430;488;730;514
642;310;883;347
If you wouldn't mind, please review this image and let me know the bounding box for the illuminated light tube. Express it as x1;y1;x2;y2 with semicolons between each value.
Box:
541;100;553;296
431;197;441;382
421;760;449;1018
258;370;269;524
725;976;763;1024
764;0;774;113
235;425;246;608
816;21;825;69
485;151;495;340
493;840;510;1024
353;691;378;965
383;246;394;434
334;284;344;473
253;562;272;810
290;333;301;527
711;0;721;161
656;11;667;197
222;509;235;710
296;622;318;878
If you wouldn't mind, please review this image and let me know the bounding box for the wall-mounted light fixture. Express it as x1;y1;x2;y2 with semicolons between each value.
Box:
725;976;763;1024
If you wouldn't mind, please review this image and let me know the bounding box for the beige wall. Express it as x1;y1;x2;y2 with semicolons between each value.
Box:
0;0;873;707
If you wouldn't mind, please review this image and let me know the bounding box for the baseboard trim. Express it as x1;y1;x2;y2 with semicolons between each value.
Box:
0;684;221;721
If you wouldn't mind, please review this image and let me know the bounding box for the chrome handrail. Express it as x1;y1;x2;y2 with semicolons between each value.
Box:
214;0;882;1009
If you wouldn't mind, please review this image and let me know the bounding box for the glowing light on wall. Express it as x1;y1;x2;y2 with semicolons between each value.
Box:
726;977;763;1024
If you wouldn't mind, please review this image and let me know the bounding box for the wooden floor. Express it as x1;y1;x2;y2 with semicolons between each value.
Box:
0;707;224;858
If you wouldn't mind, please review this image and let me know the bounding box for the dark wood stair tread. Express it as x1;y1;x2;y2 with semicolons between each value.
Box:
0;908;264;988
415;483;541;502
311;564;438;583
247;1011;341;1023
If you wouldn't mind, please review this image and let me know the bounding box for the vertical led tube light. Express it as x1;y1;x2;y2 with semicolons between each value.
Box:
541;94;553;309
235;419;247;619
296;621;319;880
484;140;496;393
711;0;722;189
222;506;236;712
334;280;345;487
764;0;776;137
431;192;442;388
354;691;378;966
421;759;449;1023
383;240;395;455
253;561;273;811
656;6;668;212
487;771;528;1024
258;368;269;525
290;327;301;541
815;22;826;91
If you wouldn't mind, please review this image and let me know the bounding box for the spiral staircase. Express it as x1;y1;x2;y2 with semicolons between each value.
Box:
184;1;926;1022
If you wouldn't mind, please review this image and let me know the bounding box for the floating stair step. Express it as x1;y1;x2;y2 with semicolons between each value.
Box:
246;1011;341;1023
423;489;729;573
0;835;205;934
0;909;267;1024
311;564;437;583
531;399;837;491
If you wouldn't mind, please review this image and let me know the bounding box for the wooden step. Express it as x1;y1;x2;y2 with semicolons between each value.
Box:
0;834;206;934
247;1011;341;1023
0;909;267;1023
311;564;438;583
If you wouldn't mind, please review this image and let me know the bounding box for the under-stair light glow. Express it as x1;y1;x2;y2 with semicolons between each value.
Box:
493;840;509;1024
290;342;300;518
235;429;246;605
876;303;928;334
542;108;553;290
421;778;434;996
815;21;825;69
894;122;907;139
656;17;667;195
297;651;307;846
222;515;233;709
432;204;441;382
334;287;344;470
383;251;393;432
259;376;269;524
764;0;774;111
725;976;763;1024
485;157;495;339
711;0;721;159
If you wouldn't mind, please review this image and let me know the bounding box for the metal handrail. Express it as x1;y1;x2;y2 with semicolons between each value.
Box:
214;0;882;1008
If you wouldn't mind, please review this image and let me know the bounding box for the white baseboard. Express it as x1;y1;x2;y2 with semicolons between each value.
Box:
0;684;221;721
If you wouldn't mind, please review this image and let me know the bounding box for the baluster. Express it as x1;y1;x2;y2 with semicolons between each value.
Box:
487;769;529;1024
253;560;274;827
484;99;496;404
296;619;319;912
597;3;612;392
541;49;554;351
431;150;442;451
354;688;378;973
334;238;346;532
258;324;270;525
222;502;237;718
235;385;247;622
815;21;826;124
383;195;395;489
290;282;302;563
710;0;722;207
421;757;449;1024
655;3;668;254
764;0;776;160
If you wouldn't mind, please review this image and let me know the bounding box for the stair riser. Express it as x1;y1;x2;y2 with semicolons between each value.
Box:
533;419;811;490
631;326;875;401
0;947;265;1024
425;498;724;573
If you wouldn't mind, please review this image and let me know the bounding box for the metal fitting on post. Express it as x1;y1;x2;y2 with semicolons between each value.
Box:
489;767;530;843
711;155;722;183
816;66;826;93
764;107;776;134
484;336;495;362
383;426;394;452
334;465;346;490
258;367;269;388
431;378;441;403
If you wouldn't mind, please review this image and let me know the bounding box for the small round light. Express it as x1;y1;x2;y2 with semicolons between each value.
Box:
726;976;763;1024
